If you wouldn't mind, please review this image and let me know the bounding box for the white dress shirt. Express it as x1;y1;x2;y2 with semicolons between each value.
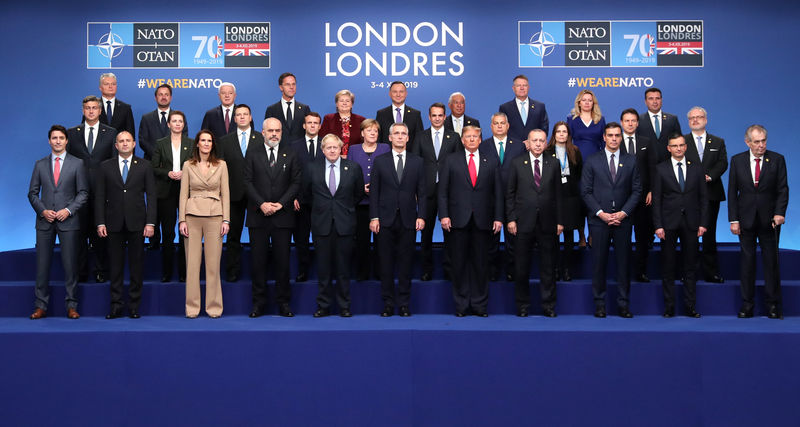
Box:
324;157;342;191
465;149;480;176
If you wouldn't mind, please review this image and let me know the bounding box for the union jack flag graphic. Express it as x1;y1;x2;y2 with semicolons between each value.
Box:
657;41;702;55
225;43;270;56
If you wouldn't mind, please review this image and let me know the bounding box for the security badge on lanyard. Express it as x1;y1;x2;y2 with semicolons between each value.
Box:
558;151;569;184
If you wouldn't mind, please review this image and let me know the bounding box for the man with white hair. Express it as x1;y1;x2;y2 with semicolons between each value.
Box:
201;82;237;139
96;72;136;139
444;92;481;136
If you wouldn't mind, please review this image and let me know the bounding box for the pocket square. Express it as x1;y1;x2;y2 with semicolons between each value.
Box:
709;148;719;151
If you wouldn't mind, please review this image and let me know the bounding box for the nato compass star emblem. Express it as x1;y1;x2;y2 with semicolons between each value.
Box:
96;31;125;59
528;31;556;58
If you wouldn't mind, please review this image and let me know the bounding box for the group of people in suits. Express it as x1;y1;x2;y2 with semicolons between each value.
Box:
27;72;789;320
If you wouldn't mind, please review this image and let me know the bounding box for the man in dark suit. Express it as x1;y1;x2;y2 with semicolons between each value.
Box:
652;134;707;318
369;123;426;317
444;92;481;136
218;104;262;282
245;117;302;318
684;106;728;283
728;124;788;319
481;112;526;281
200;82;236;139
68;95;118;283
97;73;136;140
28;125;89;319
637;88;682;162
581;122;642;318
290;112;323;282
95;131;156;319
620;108;658;283
412;103;460;281
498;74;549;142
302;134;365;317
506;129;563;317
139;83;187;160
376;81;425;146
439;126;504;317
264;72;310;143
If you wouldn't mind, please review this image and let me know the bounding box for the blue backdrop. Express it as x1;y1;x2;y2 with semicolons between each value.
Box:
2;0;797;251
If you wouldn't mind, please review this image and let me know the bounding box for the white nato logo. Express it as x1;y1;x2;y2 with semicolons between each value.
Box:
528;31;556;58
97;31;125;59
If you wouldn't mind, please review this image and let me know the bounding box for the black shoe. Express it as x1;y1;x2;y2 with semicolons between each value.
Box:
399;306;411;317
505;272;514;282
78;274;88;283
517;308;529;317
313;308;329;318
562;269;572;282
663;308;675;318
767;305;782;319
543;308;557;318
160;274;171;283
594;307;607;318
95;273;106;283
554;269;561;281
381;306;394;317
226;274;239;282
421;272;432;281
128;310;140;319
705;274;724;283
634;274;649;283
489;274;498;282
146;242;160;251
685;308;701;318
279;304;294;317
444;271;451;281
249;309;262;318
340;308;353;317
295;272;308;282
178;275;186;283
474;311;488;317
737;307;754;318
455;311;466;317
356;274;369;282
105;309;122;319
618;307;634;318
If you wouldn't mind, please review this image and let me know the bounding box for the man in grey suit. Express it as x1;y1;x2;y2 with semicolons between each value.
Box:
28;125;89;319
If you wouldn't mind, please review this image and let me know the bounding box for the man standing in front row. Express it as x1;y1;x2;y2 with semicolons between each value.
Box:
651;134;706;318
439;126;504;317
28;125;89;319
728;125;788;319
369;123;426;317
581;123;641;318
303;134;364;318
95;131;157;319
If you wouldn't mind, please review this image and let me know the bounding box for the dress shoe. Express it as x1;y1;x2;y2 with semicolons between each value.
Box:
78;274;88;283
455;311;466;317
561;269;572;282
106;310;123;319
129;310;141;319
29;308;46;320
594;307;607;318
554;269;561;281
399;306;411;317
249;309;262;318
421;272;432;281
506;272;514;282
160;274;171;283
705;274;724;283
517;308;529;317
313;308;329;318
67;308;80;319
444;271;451;281
295;272;308;282
663;308;675;318
279;304;294;317
634;273;649;283
178;274;186;283
381;306;394;317
543;308;557;318
340;308;353;317
489;274;498;282
226;273;239;282
767;305;782;319
95;273;106;283
474;311;488;317
737;308;754;318
618;307;634;318
685;308;701;318
146;242;160;251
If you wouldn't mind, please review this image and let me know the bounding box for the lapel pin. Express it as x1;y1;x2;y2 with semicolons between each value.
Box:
619;164;623;167
446;135;450;139
344;166;349;170
524;160;529;164
133;160;138;164
766;158;770;162
184;147;188;150
687;161;691;165
282;153;286;157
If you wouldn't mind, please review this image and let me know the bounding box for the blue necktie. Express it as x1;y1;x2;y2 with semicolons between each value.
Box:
122;159;129;184
653;114;661;139
677;161;685;191
520;100;528;124
240;131;247;156
106;100;113;123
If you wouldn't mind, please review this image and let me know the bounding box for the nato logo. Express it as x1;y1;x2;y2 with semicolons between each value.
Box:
88;23;134;68
519;21;565;67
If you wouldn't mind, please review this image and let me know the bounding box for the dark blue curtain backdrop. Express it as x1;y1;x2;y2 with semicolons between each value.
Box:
2;1;796;251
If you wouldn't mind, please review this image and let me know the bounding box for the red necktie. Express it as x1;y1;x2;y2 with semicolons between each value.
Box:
53;157;61;185
468;153;477;187
754;158;761;188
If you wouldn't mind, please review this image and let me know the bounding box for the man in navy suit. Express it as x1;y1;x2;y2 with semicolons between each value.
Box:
290;112;323;282
369;123;426;317
581;122;642;318
652;134;707;318
481;112;526;281
498;74;549;142
439;126;504;317
412;103;460;281
302;134;365;317
68;95;118;283
95;131;156;319
684;107;728;283
139;83;187;160
637;88;682;162
376;81;425;146
28;125;89;319
97;73;136;140
444;92;481;136
200;82;237;139
728;125;788;319
506;129;563;317
264;72;310;143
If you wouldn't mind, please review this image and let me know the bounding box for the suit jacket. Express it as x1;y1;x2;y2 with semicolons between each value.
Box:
319;113;365;155
218;130;265;201
498;97;549;142
727;150;788;229
66;123;118;190
376;105;424;145
637;111;682;162
178;160;230;222
244;141;301;229
98;98;136;140
651;158;708;231
302;158;365;236
94;156;157;232
151;135;194;199
139;109;188;159
201;105;236;140
291;136;324;165
684;132;728;202
480;136;526;190
580;150;642;226
264;100;310;143
438;150;504;230
619;133;657;199
369;151;426;229
444;114;481;135
412;127;461;203
505;153;563;233
28;153;88;231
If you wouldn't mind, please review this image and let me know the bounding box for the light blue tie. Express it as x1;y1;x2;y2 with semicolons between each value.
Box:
653;114;661;139
122;159;129;184
240;131;247;156
434;131;441;158
696;135;703;161
677;162;685;191
520;100;528;124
